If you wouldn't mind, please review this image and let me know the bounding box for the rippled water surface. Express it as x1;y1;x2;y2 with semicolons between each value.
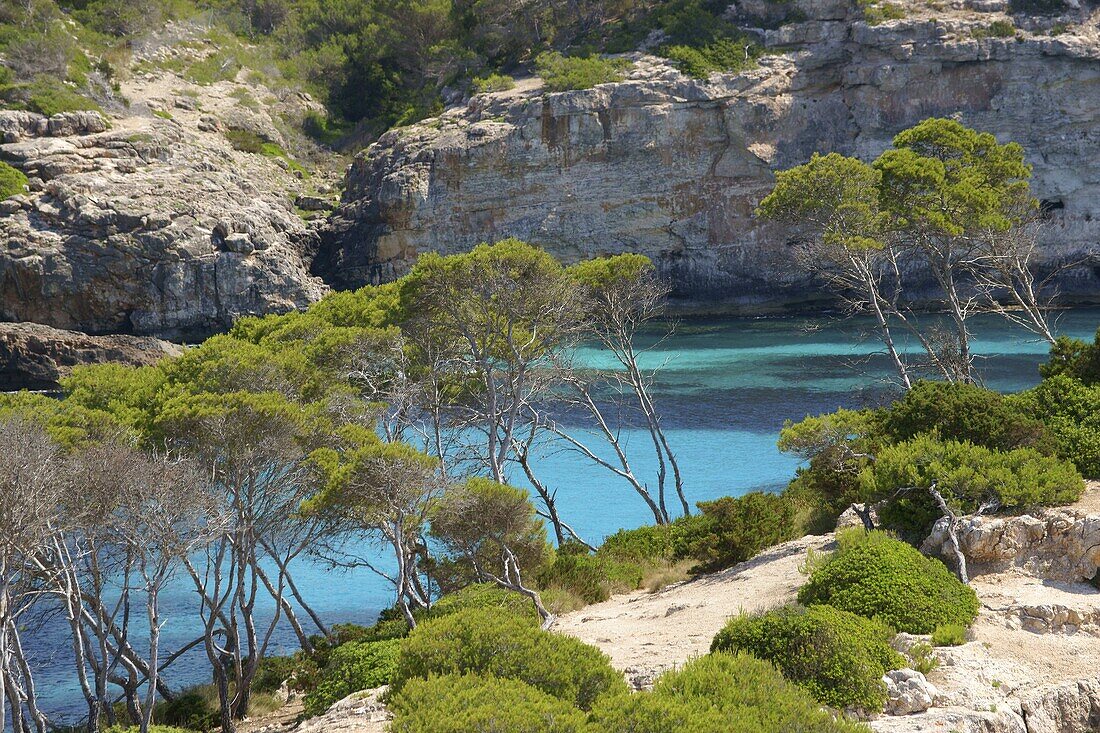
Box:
29;308;1100;722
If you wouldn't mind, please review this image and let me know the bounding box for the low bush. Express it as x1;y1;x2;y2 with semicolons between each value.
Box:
1040;330;1100;386
302;639;400;717
535;52;630;92
537;552;644;604
593;652;870;731
393;608;627;710
672;492;798;572
798;529;980;633
662;37;761;77
389;673;588;733
711;604;902;711
0;161;27;199
867;435;1084;537
104;727;194;733
1013;374;1100;478
156;687;219;732
878;380;1053;454
425;582;541;624
599;523;675;563
906;642;938;675
471;73;515;94
932;623;968;647
859;0;906;24
0;75;101;116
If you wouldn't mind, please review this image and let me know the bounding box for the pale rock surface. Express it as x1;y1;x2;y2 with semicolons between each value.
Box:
293;689;390;733
0;24;333;340
883;669;939;715
322;0;1100;308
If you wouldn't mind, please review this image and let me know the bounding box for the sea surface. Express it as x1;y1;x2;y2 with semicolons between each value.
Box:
27;308;1100;724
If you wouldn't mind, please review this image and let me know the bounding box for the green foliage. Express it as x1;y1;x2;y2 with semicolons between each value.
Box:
598;523;675;563
393;608;627;710
592;652;869;732
0;75;101;116
536;552;644;604
1013;374;1100;478
535;52;630;92
860;1;905;24
429;478;553;593
757;152;887;252
425;583;541;624
104;727;194;733
932;623;967;646
879;380;1054;453
157;687;220;732
471;73;515;94
662;37;761;77
711;604;903;711
973;20;1016;38
253;654;300;693
906;642;938;675
671;492;798;572
797;529;980;633
867;435;1084;537
0;161;27;199
1041;329;1100;385
389;673;588;733
301;639;400;717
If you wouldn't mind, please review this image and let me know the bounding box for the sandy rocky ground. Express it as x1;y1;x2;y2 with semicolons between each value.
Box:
244;482;1100;733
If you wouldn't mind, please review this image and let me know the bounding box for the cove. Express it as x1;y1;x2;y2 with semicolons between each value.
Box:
27;308;1100;724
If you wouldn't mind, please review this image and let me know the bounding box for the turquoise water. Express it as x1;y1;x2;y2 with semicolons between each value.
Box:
28;308;1100;723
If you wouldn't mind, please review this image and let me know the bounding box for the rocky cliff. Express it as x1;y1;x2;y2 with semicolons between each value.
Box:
321;0;1100;308
0;24;335;341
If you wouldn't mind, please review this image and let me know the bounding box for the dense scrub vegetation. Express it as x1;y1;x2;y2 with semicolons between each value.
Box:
797;530;980;633
711;604;903;711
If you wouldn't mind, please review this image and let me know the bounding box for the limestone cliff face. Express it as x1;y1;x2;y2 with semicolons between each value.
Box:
322;0;1100;308
0;24;337;340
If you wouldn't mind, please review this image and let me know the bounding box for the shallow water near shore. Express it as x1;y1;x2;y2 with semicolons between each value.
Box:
27;308;1100;723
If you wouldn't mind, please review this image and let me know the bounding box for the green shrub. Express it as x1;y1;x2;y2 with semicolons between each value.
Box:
253;654;300;693
393;608;627;710
711;604;903;711
599;523;675;563
104;727;194;733
879;380;1053;453
1;76;101;116
797;530;980;633
672;492;798;572
932;623;968;647
662;37;761;77
302;639;400;717
426;582;540;624
389;673;588;733
471;73;515;94
156;688;219;732
535;52;630;92
1014;374;1100;477
1040;330;1100;385
867;435;1084;537
536;552;644;604
860;0;906;24
185;52;241;85
0;161;27;200
973;20;1016;39
906;642;938;675
594;652;869;731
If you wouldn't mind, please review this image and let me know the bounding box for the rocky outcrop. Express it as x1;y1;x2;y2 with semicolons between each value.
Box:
0;103;327;339
883;668;940;716
0;321;183;390
322;0;1100;308
292;689;389;733
922;507;1100;583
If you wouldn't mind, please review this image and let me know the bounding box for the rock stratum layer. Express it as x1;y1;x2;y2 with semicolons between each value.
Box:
322;0;1100;307
0;321;183;390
